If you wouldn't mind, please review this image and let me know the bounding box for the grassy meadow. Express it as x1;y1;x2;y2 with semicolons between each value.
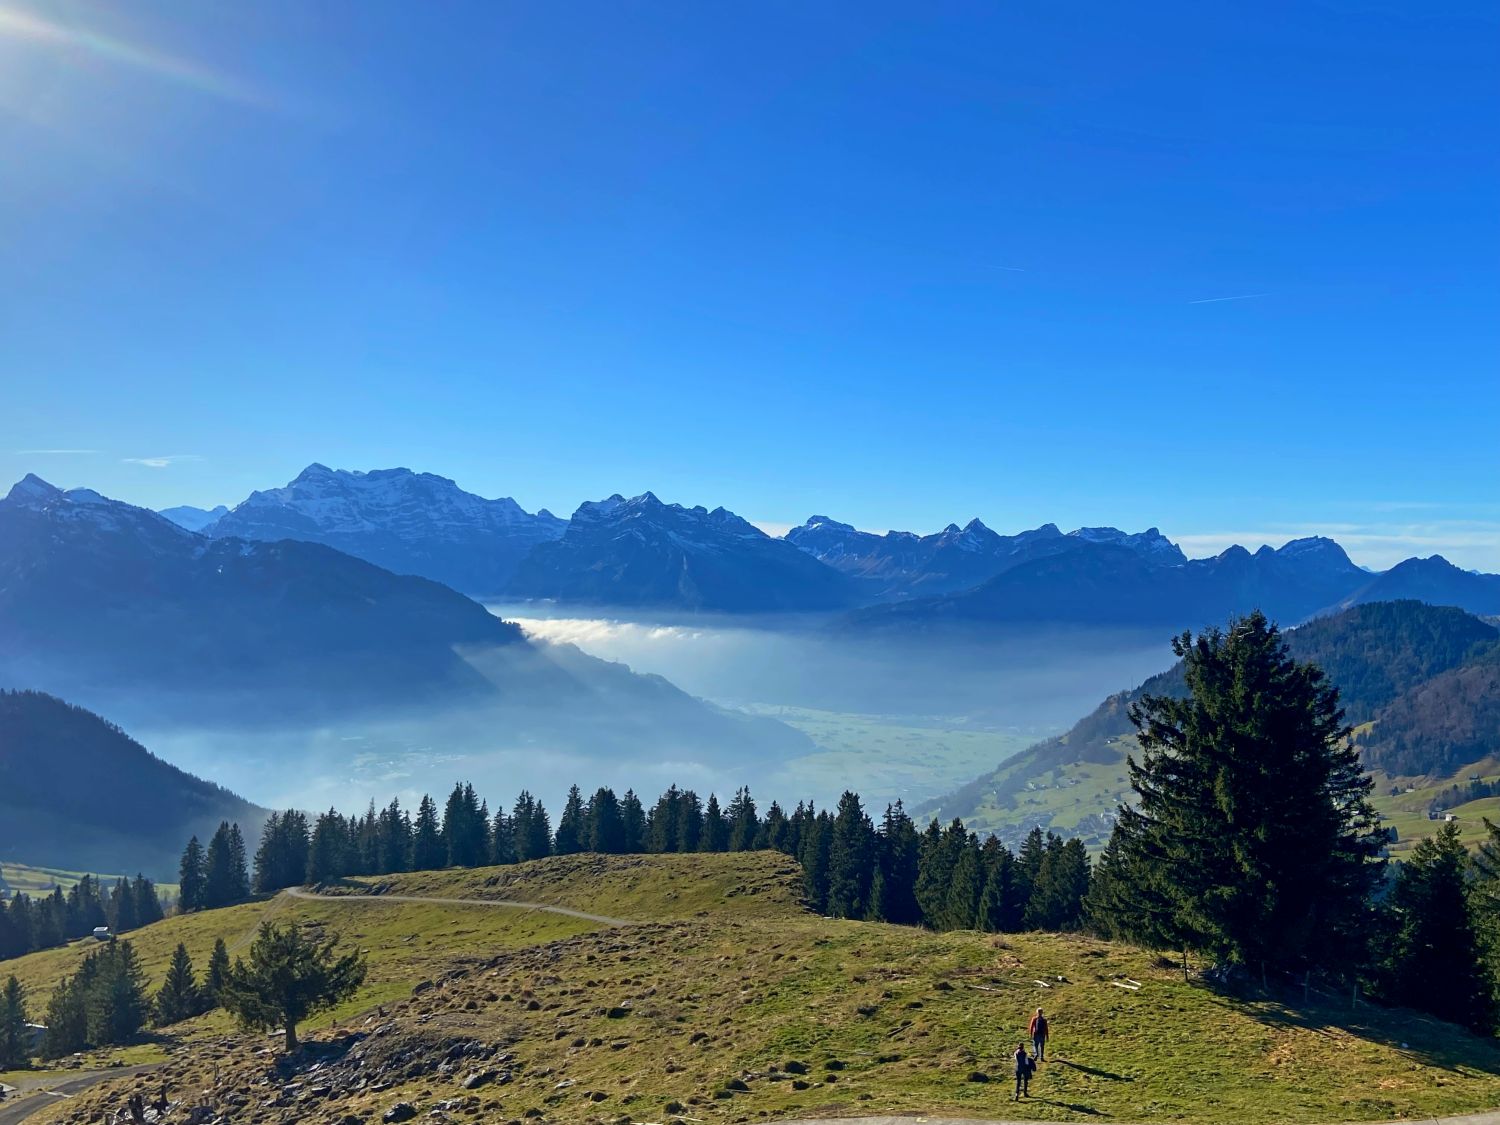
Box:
1;852;1498;1124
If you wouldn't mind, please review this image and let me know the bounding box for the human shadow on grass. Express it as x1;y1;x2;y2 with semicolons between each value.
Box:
1028;1097;1111;1116
1199;983;1500;1078
1054;1060;1132;1082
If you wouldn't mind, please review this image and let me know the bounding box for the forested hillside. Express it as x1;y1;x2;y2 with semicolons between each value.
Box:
0;691;264;877
926;602;1500;840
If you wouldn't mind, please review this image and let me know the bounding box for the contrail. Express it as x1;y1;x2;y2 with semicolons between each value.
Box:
1188;293;1267;304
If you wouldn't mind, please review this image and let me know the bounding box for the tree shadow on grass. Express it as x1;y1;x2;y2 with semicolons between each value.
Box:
1199;982;1500;1078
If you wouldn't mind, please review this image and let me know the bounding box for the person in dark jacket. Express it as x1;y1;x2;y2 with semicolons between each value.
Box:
1013;1042;1034;1100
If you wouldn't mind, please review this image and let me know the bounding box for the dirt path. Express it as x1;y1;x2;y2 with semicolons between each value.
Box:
283;886;631;927
0;1065;161;1125
771;1115;1500;1125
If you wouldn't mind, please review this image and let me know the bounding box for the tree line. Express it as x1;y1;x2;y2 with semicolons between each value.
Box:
207;781;1093;937
0;873;164;964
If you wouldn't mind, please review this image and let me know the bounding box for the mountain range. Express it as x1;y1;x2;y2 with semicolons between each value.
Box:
0;690;265;878
841;535;1377;633
923;600;1500;847
196;464;565;596
508;492;859;612
0;475;808;765
786;515;1185;599
140;464;1500;625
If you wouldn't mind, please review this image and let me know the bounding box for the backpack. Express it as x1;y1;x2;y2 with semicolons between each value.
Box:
1024;1054;1037;1077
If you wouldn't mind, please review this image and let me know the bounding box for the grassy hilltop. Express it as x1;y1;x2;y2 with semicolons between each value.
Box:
9;852;1500;1125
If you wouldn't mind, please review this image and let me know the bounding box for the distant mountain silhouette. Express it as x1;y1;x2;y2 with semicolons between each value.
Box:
840;535;1372;632
159;503;229;532
784;516;1186;599
0;476;810;765
0;690;265;879
1343;555;1500;616
205;464;566;597
509;492;859;612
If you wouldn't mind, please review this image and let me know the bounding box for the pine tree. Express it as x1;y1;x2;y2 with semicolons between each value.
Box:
109;878;138;934
587;788;625;854
228;824;250;899
1383;823;1496;1032
203;822;248;909
648;786;683;853
442;783;488;867
826;791;872;919
1111;613;1384;975
1015;826;1045;918
377;801;411;874
554;785;586;855
620;790;647;854
942;838;983;931
154;943;202;1026
512;792;552;861
726;787;759;851
84;941;149;1048
0;976;29;1069
255;810;312;893
758;801;791;853
307;809;351;885
220;922;367;1051
205;938;231;1008
702;794;729;853
491;808;517;865
42;976;87;1057
133;875;164;925
867;865;889;923
178;836;207;913
978;838;1018;933
878;802;922;926
799;812;832;912
411;795;446;870
676;791;704;853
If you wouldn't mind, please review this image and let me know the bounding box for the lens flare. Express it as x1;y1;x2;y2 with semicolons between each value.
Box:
0;4;267;107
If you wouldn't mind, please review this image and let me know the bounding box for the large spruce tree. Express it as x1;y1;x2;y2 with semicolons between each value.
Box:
1104;611;1384;977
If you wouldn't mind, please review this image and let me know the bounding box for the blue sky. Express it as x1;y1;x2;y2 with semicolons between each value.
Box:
2;2;1496;569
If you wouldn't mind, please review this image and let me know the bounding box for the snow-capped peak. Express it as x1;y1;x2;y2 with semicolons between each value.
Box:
6;473;64;506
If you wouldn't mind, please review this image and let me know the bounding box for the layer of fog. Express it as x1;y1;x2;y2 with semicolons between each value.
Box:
489;604;1174;731
130;610;1176;826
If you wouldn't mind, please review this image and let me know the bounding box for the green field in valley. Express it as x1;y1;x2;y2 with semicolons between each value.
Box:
753;705;1039;809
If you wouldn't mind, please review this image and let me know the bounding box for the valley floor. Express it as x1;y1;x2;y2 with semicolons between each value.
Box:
7;853;1500;1125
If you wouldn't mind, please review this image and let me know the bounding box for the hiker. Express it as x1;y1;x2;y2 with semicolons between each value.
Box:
1029;1006;1049;1060
1013;1042;1034;1100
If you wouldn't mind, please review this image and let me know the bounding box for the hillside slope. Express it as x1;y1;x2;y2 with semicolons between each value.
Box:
0;476;810;767
926;602;1500;846
12;853;1500;1125
0;691;264;878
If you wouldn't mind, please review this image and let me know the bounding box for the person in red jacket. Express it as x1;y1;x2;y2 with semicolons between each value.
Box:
1028;1007;1049;1061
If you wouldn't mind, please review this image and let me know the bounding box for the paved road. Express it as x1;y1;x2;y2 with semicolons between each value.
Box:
284;886;631;927
0;1065;160;1125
